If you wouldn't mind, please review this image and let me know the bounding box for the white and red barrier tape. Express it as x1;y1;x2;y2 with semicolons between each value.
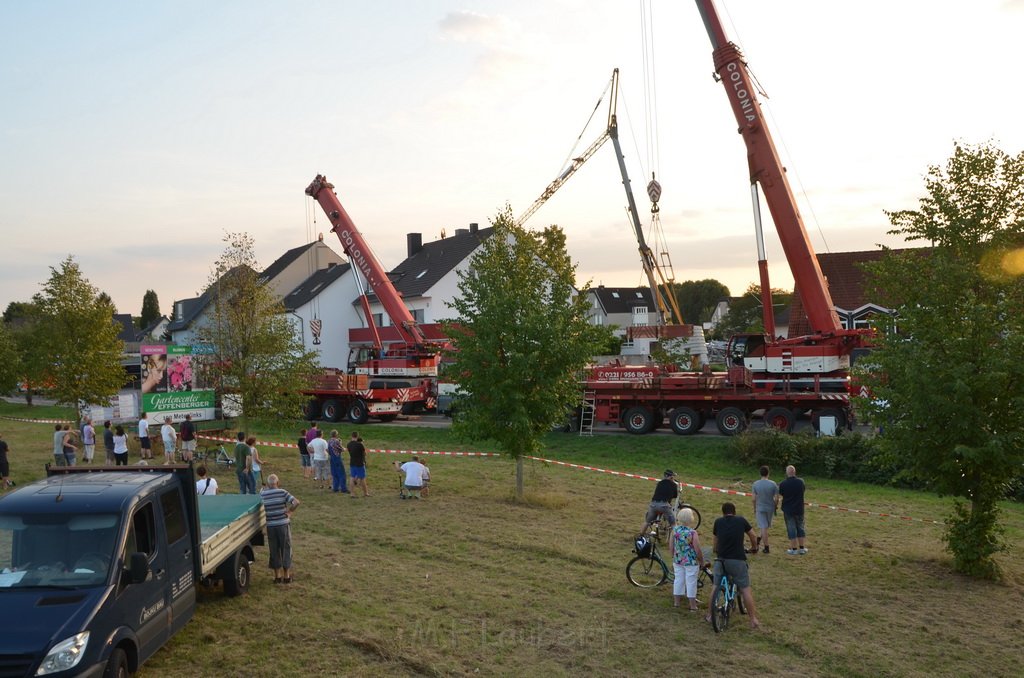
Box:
0;416;72;425
190;434;936;524
196;434;501;457
524;454;942;526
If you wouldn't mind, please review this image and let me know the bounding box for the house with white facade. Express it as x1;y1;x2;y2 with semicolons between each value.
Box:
167;240;344;346
351;223;495;346
281;261;355;370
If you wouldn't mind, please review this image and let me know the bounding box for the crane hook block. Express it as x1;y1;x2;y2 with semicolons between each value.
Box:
647;178;662;204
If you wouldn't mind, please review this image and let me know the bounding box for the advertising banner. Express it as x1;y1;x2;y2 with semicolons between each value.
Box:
141;344;216;421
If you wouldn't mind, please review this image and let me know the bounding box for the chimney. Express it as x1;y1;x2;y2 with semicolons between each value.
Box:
455;228;469;236
407;233;422;257
469;222;479;234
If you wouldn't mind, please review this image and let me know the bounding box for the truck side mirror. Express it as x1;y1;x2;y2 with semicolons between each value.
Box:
129;552;150;584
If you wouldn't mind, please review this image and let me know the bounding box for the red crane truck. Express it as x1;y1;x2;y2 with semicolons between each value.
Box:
301;175;445;424
582;0;871;435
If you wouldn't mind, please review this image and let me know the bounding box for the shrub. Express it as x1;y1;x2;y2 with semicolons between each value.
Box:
730;430;890;483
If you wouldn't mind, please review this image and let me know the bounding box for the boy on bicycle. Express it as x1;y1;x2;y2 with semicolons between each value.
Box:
640;469;680;535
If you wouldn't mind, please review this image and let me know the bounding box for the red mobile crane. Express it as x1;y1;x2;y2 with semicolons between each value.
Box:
578;1;870;435
695;0;870;383
300;175;444;424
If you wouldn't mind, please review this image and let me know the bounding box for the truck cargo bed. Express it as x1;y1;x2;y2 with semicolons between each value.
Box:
198;495;266;577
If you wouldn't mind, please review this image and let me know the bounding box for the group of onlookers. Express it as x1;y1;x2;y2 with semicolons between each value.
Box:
654;464;808;631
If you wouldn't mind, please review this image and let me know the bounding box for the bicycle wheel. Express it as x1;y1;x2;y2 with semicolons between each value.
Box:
737;586;747;615
711;583;730;632
697;565;712;590
626;555;669;588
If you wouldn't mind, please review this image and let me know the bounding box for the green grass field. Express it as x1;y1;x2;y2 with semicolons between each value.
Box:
2;403;1023;677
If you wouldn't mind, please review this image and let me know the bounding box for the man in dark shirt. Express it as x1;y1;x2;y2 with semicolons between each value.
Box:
778;465;808;555
347;432;369;497
179;414;196;462
234;431;254;494
707;502;760;629
640;470;680;534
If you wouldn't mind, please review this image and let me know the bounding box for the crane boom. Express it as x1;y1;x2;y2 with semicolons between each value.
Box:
517;132;610;226
520;68;684;325
695;0;843;336
305;174;427;347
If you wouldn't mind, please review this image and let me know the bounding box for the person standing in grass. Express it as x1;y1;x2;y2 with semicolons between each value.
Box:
249;437;265;488
0;433;12;489
234;431;255;494
751;465;779;554
298;428;312;480
61;424;78;466
778;465;808;555
327;430;348;493
307;429;329;491
81;418;96;464
347;431;369;497
102;421;115;464
196;465;218;495
179;414;196;462
670;507;706;610
52;424;66;467
707;502;760;630
161;417;177;464
261;474;299;584
138;412;152;460
112;425;130;466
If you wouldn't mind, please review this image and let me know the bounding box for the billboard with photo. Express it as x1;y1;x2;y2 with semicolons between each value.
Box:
141;344;216;421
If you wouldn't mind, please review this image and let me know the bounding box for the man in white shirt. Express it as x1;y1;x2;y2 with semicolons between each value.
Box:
160;417;177;464
196;466;219;495
397;456;428;499
137;413;152;460
306;430;330;491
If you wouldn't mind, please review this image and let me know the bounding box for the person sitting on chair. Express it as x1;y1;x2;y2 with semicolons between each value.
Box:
395;456;428;499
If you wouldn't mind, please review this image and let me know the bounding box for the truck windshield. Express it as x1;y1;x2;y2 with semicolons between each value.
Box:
0;513;120;589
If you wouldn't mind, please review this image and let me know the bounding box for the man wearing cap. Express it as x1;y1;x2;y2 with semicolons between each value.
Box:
640;469;680;535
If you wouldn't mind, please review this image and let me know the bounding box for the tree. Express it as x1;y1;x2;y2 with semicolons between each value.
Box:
709;283;791;340
139;289;161;329
672;279;731;326
33;257;127;412
860;141;1024;578
196;233;321;428
0;322;21;394
443;209;605;499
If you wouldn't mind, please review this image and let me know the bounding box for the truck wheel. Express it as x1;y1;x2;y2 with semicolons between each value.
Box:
303;399;322;420
348;400;369;425
763;407;795;433
321;399;342;422
622;406;655;434
715;407;749;436
103;648;129;678
668;407;702;435
220;551;250;597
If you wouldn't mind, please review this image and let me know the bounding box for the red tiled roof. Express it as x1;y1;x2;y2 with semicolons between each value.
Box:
786;247;929;337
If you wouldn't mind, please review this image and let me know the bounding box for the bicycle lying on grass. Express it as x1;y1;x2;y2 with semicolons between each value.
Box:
195;444;234;468
626;522;713;589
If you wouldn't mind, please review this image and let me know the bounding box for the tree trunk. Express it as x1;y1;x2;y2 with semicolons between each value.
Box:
515;455;524;501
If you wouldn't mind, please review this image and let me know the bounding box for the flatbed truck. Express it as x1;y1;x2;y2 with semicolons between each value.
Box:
0;465;265;677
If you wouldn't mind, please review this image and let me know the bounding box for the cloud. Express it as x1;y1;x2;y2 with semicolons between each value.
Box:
438;11;509;44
